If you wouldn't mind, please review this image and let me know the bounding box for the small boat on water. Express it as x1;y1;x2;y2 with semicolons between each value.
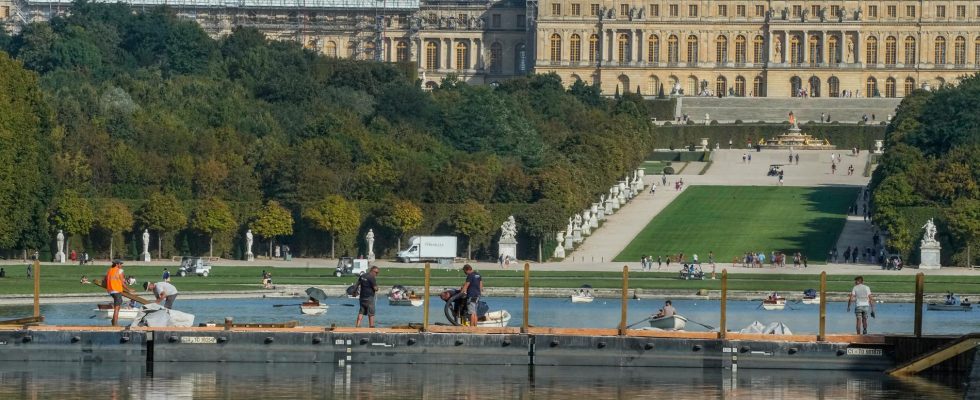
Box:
94;303;139;320
299;302;329;315
762;293;786;310
801;288;820;305
571;284;595;303
388;285;424;306
477;310;512;327
647;314;686;330
927;293;973;311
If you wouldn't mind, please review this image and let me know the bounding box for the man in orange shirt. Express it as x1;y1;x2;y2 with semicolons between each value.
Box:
105;260;132;326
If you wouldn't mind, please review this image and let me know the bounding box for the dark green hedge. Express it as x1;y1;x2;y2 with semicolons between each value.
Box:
653;124;886;150
645;99;677;121
646;151;710;162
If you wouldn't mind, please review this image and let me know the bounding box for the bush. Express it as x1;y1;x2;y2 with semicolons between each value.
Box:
710;120;719;125
663;166;675;175
663;121;672;126
734;119;743;124
653;123;885;150
686;120;695;125
644;98;677;120
807;120;815;124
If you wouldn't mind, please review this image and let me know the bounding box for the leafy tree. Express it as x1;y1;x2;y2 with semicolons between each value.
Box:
519;199;569;262
51;189;95;251
378;198;423;250
303;195;361;258
946;198;980;266
250;200;294;258
190;198;237;258
136;192;187;259
450;200;493;260
96;199;133;259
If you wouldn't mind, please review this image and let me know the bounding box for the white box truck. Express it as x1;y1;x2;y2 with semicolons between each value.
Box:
396;236;457;263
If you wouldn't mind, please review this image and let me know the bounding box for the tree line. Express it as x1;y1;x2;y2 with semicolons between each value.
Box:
870;74;980;265
0;2;655;260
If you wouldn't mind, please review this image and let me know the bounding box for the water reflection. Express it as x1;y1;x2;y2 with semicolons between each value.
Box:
0;362;963;399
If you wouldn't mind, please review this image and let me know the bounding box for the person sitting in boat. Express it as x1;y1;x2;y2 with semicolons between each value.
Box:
768;292;780;301
654;300;676;318
963;298;971;306
945;292;959;305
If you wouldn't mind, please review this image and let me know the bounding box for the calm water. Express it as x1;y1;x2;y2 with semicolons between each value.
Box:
1;296;978;335
0;361;966;399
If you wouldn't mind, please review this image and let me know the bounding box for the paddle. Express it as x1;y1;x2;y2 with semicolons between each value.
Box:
678;315;716;331
625;316;654;329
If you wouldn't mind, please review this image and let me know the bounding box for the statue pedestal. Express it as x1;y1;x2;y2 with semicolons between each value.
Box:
246;253;254;262
142;252;151;262
597;208;605;221
564;235;575;250
553;244;565;259
367;252;375;262
582;223;591;236
55;252;65;263
572;228;583;243
919;241;941;269
589;215;599;229
498;238;517;261
605;199;615;214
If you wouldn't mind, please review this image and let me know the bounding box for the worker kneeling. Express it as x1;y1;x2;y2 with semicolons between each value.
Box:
144;281;179;309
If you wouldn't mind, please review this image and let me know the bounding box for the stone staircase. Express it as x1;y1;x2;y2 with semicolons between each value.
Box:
676;97;903;123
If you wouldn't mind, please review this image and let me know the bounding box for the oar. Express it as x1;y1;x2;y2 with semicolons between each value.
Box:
625;316;653;329
273;303;304;308
678;315;716;331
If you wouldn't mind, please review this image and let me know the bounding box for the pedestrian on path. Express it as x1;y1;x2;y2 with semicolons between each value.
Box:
846;276;875;335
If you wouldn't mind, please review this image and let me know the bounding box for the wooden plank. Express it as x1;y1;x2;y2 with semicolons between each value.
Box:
888;335;980;375
92;279;152;304
526;327;621;336
330;327;421;334
426;325;521;335
0;316;44;326
626;330;718;339
229;321;298;328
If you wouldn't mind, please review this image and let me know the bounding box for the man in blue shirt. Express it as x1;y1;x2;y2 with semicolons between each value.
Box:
461;264;483;326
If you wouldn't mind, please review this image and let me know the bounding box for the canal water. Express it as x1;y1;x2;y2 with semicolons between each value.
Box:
1;296;977;335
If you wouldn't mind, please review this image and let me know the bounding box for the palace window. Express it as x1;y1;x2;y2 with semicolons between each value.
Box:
489;42;502;72
867;5;877;17
718;5;727;16
669;4;679;16
811;5;820;17
621;4;630;16
904;36;916;64
830;5;840;18
688;76;699;95
425;41;439;70
906;5;915;17
715;76;727;96
648;75;660;94
552;3;561;16
736;5;745;17
755;5;765;16
734;35;746;63
716;35;728;62
734;76;746;96
808;34;821;64
686;35;699;63
956;5;966;17
650;4;659;16
935;36;946;64
828;35;839;64
936;5;945;18
829;76;840;97
589;34;600;62
456;42;469;70
570;34;582;62
790;35;802;63
904;77;915;96
689;4;698;17
492;14;501;27
753;76;764;97
977;5;980;17
866;77;878;97
887;5;896;17
884;36;896;65
550;34;562;63
591;4;600;15
867;36;879;64
668;35;679;62
396;41;409;62
752;35;764;63
571;4;581;16
792;5;801;17
325;41;338;58
885;78;896;98
954;36;966;65
647;34;660;62
618;33;631;62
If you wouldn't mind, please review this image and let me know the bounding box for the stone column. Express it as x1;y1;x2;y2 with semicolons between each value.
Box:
470;38;478;71
607;29;614;62
447;38;455;70
635;29;643;63
802;31;808;64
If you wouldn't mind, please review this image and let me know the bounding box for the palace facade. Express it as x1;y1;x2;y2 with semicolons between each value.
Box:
3;0;979;97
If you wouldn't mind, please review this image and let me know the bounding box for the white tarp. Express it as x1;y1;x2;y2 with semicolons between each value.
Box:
129;303;195;328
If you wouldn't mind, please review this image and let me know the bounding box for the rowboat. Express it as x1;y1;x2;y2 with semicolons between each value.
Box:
299;302;329;315
926;303;972;311
388;285;424;306
390;298;424;307
477;310;512;327
762;298;786;310
647;315;687;330
571;294;594;303
94;304;139;320
801;296;820;305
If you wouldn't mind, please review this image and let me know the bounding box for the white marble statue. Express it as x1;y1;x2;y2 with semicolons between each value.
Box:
573;213;583;228
500;215;518;240
55;230;65;263
845;38;854;63
566;217;574;237
142;229;151;262
773;39;782;62
581;210;592;236
366;229;376;261
921;219;938;244
245;229;254;261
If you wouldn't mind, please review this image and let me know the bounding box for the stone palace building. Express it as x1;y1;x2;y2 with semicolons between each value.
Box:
3;0;979;97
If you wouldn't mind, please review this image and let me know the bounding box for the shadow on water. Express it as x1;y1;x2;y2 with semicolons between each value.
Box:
0;361;965;399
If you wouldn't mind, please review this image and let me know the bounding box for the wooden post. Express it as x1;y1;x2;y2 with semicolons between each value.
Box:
522;263;530;333
32;260;40;318
818;271;827;341
423;263;431;332
719;269;727;339
619;265;629;335
914;272;924;337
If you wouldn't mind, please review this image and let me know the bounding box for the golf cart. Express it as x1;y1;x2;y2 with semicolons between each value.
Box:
335;257;370;277
178;257;212;277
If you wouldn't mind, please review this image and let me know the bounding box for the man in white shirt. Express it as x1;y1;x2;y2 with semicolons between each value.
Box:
144;281;180;309
846;276;875;335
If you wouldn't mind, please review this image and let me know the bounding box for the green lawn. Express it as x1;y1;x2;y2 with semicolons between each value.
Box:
2;264;979;295
615;186;859;263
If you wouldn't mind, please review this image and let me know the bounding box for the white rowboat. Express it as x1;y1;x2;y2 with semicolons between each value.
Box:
926;303;973;311
571;294;595;303
647;315;687;330
300;303;329;315
762;298;786;310
93;306;139;320
477;310;511;327
801;296;820;305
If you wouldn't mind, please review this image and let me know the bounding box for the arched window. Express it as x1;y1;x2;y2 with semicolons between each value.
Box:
790;76;802;97
456;42;469;70
903;36;916;65
790;35;802;63
715;76;728;96
686;35;699;63
934;36;946;64
885;36;896;65
647;35;660;63
734;76;746;96
753;76;765;97
715;35;728;63
325;41;338;58
866;36;879;64
904;77;915;96
618;33;631;62
866;77;879;97
752;35;764;63
550;34;562;63
668;35;679;63
648;75;660;95
954;36;966;65
588;34;600;63
688;75;699;96
808;34;820;64
396;41;409;62
734;35;746;63
425;41;439;70
515;43;527;74
570;34;581;62
619;75;631;93
808;76;821;97
828;76;840;97
489;42;502;72
827;35;839;64
976;37;980;65
885;77;896;97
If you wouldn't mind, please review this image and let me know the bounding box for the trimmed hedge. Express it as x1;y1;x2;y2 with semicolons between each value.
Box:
645;99;677;120
646;151;710;162
653;123;886;150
